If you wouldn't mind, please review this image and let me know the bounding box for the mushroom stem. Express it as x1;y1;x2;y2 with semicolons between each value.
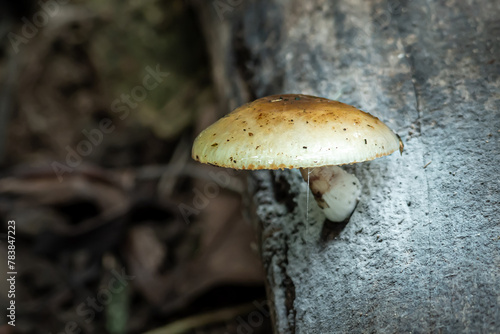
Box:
300;166;361;222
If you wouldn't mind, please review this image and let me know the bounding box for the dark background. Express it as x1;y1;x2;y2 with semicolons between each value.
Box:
0;1;270;333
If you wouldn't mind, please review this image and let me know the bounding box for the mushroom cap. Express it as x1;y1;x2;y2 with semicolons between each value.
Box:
192;94;403;170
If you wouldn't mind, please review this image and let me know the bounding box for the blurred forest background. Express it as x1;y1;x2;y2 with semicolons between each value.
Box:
0;0;269;333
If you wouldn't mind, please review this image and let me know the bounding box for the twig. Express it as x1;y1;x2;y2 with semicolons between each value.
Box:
142;302;257;334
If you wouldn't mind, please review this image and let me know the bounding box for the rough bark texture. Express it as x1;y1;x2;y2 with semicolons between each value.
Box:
195;0;500;333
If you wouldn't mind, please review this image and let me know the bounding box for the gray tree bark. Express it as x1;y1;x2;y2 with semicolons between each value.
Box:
195;0;500;333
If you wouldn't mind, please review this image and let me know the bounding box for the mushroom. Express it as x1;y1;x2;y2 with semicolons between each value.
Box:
192;94;403;222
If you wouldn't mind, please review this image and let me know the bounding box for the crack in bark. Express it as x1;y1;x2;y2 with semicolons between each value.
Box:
390;3;436;330
281;239;296;334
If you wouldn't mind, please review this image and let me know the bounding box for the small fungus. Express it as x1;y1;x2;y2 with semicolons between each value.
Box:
192;94;403;222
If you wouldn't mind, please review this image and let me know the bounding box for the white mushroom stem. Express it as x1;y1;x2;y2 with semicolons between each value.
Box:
300;166;362;222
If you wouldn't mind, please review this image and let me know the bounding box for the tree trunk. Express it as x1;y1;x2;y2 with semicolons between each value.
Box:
194;0;500;332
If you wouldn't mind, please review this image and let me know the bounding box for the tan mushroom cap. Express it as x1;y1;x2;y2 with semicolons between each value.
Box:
192;94;403;170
